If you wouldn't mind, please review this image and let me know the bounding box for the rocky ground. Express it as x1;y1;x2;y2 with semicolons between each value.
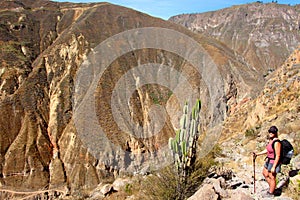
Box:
186;154;300;200
63;153;299;200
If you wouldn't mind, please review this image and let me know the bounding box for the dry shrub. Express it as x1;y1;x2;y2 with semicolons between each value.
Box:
137;145;221;200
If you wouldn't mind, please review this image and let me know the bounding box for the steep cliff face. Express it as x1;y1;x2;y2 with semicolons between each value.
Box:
170;2;300;76
0;0;277;197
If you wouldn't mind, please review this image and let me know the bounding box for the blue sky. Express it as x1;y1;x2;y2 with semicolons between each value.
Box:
53;0;300;19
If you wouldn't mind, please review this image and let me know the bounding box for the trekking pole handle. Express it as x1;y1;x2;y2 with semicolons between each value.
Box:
252;152;257;160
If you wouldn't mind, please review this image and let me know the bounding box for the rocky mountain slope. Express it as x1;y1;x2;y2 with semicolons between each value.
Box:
220;45;300;170
170;2;300;77
0;0;268;198
217;46;300;200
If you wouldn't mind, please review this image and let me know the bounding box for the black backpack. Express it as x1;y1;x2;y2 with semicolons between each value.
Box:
272;139;294;165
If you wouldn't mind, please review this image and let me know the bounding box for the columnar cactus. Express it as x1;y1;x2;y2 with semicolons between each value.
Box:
168;99;201;180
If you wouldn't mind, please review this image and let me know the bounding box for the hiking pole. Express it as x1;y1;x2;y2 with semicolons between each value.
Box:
253;152;256;194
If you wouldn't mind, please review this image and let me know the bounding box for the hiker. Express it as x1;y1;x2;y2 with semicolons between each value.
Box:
253;126;281;196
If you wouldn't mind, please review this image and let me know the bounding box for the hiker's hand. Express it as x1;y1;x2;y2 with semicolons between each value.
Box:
271;166;276;173
252;152;257;159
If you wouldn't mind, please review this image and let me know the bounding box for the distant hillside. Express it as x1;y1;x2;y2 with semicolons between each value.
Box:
221;46;300;141
170;2;300;76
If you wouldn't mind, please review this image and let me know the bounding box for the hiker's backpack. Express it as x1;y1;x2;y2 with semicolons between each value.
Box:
272;139;294;165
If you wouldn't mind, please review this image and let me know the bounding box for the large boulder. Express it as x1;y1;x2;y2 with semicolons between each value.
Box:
188;184;219;200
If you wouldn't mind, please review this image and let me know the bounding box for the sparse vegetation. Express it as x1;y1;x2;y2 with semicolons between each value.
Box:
245;126;260;139
139;145;220;200
147;85;173;105
124;183;133;195
0;41;27;62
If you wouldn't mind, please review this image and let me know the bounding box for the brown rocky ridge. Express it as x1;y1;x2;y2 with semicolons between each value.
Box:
170;2;300;78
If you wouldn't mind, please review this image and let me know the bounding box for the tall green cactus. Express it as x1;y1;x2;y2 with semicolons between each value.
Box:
169;99;201;182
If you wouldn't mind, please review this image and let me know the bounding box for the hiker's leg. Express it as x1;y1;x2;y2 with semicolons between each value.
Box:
263;167;271;185
269;172;277;193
